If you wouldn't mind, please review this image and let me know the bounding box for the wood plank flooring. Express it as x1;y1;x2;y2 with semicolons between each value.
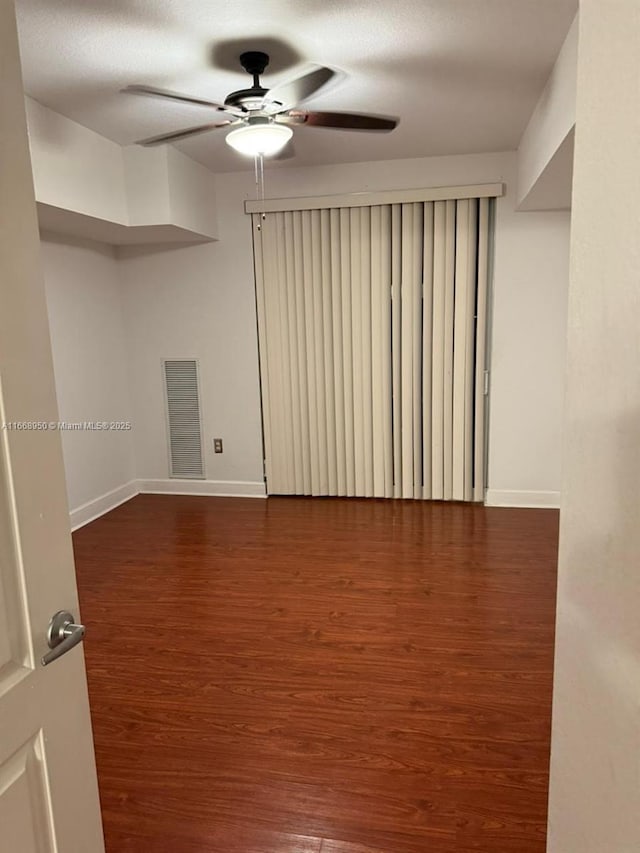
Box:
73;495;558;853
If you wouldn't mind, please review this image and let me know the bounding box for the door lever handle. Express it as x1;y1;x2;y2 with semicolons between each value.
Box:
42;610;86;666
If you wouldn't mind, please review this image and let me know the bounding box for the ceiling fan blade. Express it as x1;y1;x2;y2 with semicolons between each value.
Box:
135;121;236;146
265;66;335;110
123;84;242;114
279;110;398;131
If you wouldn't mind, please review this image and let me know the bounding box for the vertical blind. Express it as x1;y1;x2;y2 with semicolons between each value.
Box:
252;195;491;501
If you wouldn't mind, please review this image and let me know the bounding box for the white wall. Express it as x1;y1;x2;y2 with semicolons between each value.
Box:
26;97;219;241
119;150;570;504
166;147;219;238
119;237;265;495
517;14;577;209
26;97;128;223
487;206;570;506
41;232;137;526
547;1;640;849
123;146;171;225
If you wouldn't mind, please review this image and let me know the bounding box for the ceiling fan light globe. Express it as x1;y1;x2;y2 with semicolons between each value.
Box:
225;123;293;156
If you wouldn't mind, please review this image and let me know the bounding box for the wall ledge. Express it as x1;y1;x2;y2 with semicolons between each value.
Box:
37;202;216;247
26;97;218;246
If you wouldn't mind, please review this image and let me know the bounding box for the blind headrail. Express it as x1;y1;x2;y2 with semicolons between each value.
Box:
244;182;504;214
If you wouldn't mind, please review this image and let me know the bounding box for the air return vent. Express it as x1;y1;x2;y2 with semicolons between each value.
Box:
163;359;204;479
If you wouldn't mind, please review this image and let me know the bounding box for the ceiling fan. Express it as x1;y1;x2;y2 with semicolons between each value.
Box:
123;51;398;156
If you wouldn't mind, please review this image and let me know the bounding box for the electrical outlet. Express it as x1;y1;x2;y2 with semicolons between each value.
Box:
213;438;223;454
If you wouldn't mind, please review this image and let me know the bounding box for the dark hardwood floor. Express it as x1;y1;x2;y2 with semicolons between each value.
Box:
73;495;558;853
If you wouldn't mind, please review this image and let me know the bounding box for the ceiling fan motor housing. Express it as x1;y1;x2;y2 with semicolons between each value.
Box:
224;86;269;110
239;51;270;77
223;50;272;110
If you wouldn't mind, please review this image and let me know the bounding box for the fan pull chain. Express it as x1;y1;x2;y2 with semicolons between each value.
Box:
253;154;267;229
258;153;266;219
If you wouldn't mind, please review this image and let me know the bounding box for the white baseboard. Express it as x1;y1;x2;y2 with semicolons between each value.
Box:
69;478;267;530
70;480;139;531
137;478;267;498
69;482;555;527
484;489;561;509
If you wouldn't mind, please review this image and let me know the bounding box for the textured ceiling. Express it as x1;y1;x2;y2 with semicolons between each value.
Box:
15;0;577;173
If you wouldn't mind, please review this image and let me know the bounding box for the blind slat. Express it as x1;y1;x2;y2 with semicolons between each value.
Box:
474;198;491;502
452;199;470;501
276;211;295;493
391;204;403;498
292;211;312;494
431;201;446;499
301;210;320;494
340;208;356;496
330;208;347;495
422;202;434;499
380;205;394;499
351;207;365;496
360;206;374;497
400;203;414;498
442;199;456;501
320;208;337;494
464;200;479;501
283;211;303;493
411;202;424;499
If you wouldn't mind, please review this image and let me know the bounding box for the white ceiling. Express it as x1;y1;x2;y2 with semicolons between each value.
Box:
15;0;577;173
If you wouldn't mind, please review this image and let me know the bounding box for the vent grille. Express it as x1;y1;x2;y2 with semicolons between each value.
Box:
163;359;204;479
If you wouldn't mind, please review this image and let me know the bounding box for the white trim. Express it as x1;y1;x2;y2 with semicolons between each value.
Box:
68;482;555;526
484;489;560;509
138;478;267;498
245;183;505;214
69;478;268;530
70;480;139;531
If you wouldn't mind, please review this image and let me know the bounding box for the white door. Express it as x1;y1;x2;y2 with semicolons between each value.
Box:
0;2;105;850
